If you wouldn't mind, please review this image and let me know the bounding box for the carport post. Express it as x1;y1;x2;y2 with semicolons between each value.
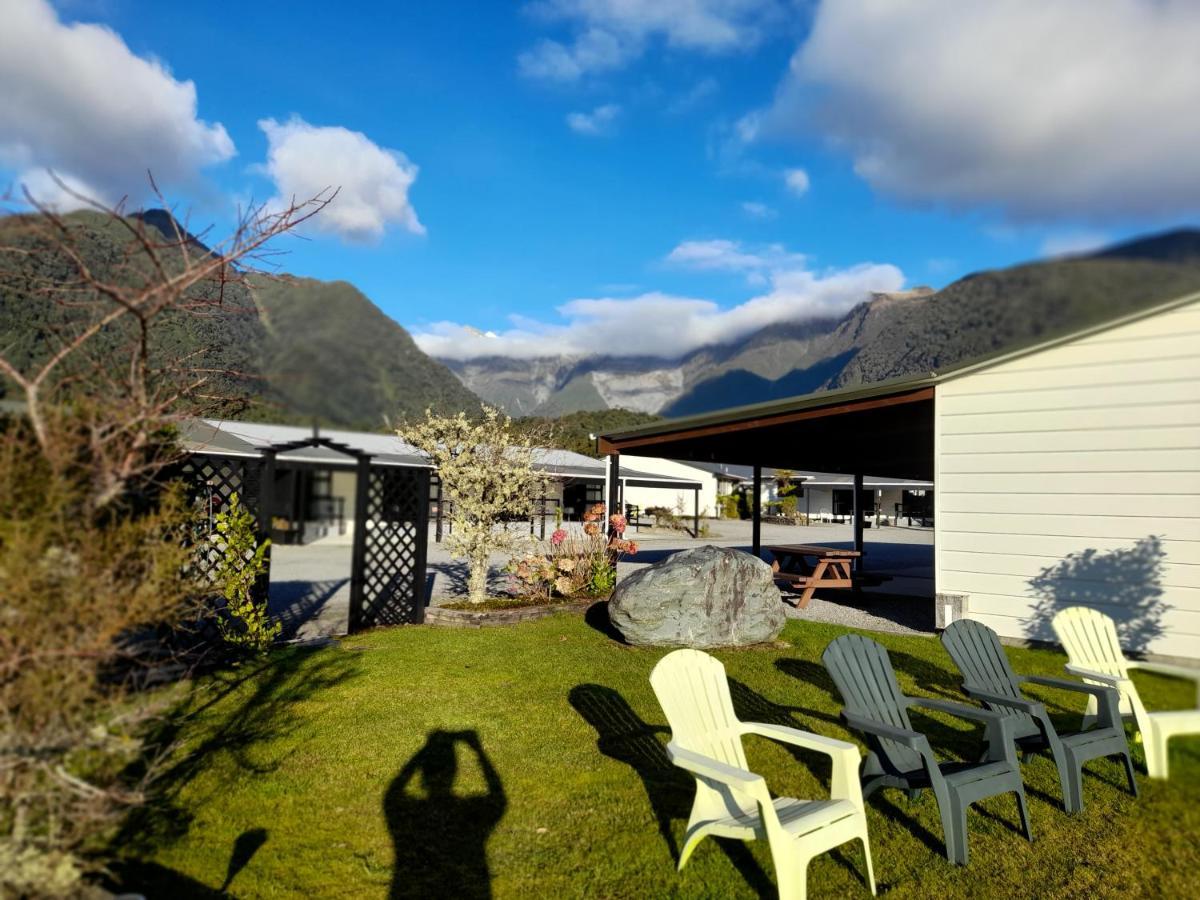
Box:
693;487;700;538
852;472;865;572
751;466;762;556
606;454;621;534
348;455;370;634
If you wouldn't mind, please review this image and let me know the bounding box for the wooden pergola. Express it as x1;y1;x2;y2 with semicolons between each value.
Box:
598;375;936;567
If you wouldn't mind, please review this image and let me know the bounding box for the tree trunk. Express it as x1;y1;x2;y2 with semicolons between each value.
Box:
468;551;490;604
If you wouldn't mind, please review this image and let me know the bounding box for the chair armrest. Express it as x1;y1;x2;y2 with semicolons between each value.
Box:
842;711;927;749
666;742;765;793
741;722;864;804
740;721;858;758
1064;665;1129;688
1021;674;1114;697
1129;660;1200;682
907;697;1018;765
964;687;1045;716
908;696;1005;724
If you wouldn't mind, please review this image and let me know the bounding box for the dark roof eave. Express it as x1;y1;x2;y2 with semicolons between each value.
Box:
599;373;937;448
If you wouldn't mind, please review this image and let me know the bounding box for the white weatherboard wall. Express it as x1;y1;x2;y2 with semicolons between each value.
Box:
619;455;718;517
935;296;1200;659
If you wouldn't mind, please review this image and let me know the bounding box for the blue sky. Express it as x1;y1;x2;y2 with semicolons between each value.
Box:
4;1;1199;360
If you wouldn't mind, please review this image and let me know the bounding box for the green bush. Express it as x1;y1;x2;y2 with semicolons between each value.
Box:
716;494;739;519
780;495;799;517
212;493;279;653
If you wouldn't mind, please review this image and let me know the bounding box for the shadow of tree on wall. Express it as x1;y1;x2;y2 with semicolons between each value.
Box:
1024;535;1171;655
384;730;506;900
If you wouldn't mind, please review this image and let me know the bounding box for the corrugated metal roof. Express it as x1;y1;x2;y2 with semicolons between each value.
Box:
179;419;702;488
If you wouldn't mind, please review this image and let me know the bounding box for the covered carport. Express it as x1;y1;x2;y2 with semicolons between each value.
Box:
598;376;935;568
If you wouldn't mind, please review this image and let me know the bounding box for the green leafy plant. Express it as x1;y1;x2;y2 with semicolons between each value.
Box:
716;493;739;519
211;493;279;652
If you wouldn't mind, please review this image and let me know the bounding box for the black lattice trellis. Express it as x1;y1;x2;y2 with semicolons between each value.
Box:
178;453;268;589
351;465;430;630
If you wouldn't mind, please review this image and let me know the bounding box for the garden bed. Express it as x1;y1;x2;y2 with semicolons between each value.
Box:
426;598;594;628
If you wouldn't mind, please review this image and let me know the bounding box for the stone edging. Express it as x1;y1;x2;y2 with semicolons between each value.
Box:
424;599;592;628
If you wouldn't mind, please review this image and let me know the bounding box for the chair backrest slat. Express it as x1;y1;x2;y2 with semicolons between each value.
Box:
650;649;748;769
1052;607;1130;678
942;619;1036;729
822;634;923;772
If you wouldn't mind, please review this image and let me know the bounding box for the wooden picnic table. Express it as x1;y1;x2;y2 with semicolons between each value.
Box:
764;544;861;610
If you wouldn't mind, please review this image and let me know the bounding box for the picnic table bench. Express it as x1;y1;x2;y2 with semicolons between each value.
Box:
764;544;862;610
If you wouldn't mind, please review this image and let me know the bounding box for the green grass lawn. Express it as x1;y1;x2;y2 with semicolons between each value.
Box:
114;612;1200;899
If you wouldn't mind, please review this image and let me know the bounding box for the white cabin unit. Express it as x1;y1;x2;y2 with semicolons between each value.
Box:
934;294;1200;659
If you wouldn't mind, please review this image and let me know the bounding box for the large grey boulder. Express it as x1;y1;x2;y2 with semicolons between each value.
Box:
608;545;786;648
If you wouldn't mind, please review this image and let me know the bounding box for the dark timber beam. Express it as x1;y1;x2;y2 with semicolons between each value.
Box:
852;472;864;573
752;465;762;557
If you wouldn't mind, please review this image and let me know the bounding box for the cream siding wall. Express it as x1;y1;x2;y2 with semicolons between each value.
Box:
934;297;1200;659
619;455;719;517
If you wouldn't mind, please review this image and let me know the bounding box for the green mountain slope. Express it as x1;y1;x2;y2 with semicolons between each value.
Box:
0;210;480;429
249;275;480;429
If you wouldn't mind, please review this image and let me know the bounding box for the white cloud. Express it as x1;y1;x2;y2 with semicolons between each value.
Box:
258;117;424;243
741;200;776;219
666;238;803;275
763;0;1200;220
519;0;781;81
414;247;903;360
566;103;621;136
1040;231;1111;259
0;0;234;208
784;167;809;197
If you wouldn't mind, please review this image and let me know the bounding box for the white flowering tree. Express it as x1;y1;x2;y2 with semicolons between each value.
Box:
400;406;550;604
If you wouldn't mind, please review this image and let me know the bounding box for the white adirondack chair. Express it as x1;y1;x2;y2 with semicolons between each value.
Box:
1052;606;1200;779
649;649;876;900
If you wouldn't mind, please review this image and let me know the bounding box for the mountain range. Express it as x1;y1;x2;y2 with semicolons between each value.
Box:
4;209;1200;431
441;230;1200;417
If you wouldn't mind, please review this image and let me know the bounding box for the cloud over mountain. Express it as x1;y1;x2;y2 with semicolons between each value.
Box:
764;0;1200;220
413;246;903;360
0;0;234;207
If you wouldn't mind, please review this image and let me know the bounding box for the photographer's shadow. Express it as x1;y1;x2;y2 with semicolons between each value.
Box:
384;729;506;899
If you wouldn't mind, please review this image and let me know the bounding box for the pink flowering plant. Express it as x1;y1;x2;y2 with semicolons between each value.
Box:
506;504;637;601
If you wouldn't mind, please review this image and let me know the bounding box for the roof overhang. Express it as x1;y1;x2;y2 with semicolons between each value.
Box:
599;378;936;482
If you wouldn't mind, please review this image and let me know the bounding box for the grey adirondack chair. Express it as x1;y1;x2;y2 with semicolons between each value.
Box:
940;619;1138;814
822;634;1032;866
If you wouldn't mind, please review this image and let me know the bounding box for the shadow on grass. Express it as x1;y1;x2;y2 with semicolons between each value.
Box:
569;684;774;896
269;578;349;639
107;827;268;898
113;646;361;861
384;729;506;900
583;599;626;642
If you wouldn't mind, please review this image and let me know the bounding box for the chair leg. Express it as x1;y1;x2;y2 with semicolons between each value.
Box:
1143;730;1170;779
677;824;710;871
859;832;877;896
1057;752;1084;815
936;790;970;866
1014;788;1034;843
771;848;809;900
1120;751;1140;798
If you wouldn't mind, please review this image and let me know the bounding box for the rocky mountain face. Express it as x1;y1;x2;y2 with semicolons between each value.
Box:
440;232;1200;417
